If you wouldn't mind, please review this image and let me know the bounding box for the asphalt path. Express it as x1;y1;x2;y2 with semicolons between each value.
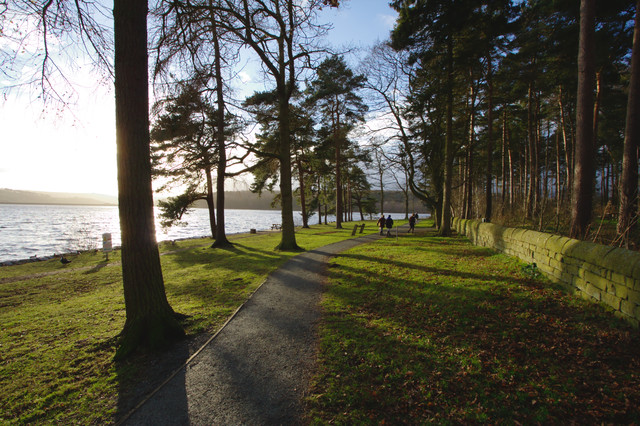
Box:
120;232;383;425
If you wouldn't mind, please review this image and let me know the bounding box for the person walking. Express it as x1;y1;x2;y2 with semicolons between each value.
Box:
376;214;385;235
385;215;394;237
408;214;416;233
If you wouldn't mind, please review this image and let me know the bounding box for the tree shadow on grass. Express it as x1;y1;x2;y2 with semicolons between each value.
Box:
165;241;288;270
335;251;541;288
114;331;211;425
82;262;109;274
313;247;640;424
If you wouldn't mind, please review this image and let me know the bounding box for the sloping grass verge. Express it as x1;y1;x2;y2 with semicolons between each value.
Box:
309;221;640;424
0;222;380;424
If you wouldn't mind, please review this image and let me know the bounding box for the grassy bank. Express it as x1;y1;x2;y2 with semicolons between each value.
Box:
0;222;381;424
309;220;640;424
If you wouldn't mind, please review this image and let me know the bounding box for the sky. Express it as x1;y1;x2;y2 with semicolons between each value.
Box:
0;1;398;197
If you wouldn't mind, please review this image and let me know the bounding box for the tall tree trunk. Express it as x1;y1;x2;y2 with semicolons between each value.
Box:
594;69;602;144
570;0;596;238
379;168;385;215
465;79;476;219
526;84;535;218
277;89;300;250
334;106;343;229
485;54;494;221
318;175;323;225
508;135;514;207
114;0;183;359
555;128;561;230
462;156;468;218
440;37;454;236
534;93;541;216
558;86;571;201
205;166;216;238
324;203;328;225
501;109;507;213
403;178;410;219
297;154;309;228
211;19;230;247
618;0;640;246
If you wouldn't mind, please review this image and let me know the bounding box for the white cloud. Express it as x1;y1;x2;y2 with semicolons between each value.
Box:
378;14;397;30
238;71;252;83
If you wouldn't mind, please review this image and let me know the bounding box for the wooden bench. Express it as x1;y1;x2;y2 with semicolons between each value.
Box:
271;223;282;230
351;223;366;236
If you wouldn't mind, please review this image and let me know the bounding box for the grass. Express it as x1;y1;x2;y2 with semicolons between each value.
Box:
0;222;381;424
308;220;640;424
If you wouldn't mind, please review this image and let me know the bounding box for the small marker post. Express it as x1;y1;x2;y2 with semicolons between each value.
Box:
102;233;112;261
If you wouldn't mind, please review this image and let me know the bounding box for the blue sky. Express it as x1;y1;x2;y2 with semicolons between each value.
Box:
0;1;397;196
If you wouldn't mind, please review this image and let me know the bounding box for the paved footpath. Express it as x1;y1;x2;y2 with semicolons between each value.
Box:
121;232;382;425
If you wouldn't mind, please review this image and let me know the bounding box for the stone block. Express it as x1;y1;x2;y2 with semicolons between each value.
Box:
633;262;640;281
612;283;629;300
563;239;616;268
560;271;574;282
601;292;621;311
603;247;640;278
549;258;563;271
620;299;638;318
523;229;553;251
537;263;553;275
563;263;580;277
545;235;571;255
578;290;595;302
627;289;640;305
610;271;626;286
574;276;587;290
585;283;601;300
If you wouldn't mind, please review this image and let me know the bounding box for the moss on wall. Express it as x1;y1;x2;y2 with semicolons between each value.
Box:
452;217;640;327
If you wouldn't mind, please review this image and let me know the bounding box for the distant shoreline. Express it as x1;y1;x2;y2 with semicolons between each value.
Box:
0;202;418;214
0;201;117;207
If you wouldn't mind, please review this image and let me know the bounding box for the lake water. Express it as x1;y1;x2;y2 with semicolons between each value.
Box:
0;204;408;263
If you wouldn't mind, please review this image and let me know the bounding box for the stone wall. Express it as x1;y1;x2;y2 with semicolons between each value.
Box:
452;217;640;327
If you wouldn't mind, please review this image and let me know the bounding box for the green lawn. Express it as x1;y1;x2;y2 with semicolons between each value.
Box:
5;218;637;424
309;220;640;424
0;223;380;424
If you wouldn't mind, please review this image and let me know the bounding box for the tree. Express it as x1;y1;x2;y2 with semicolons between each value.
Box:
347;165;373;220
151;82;217;236
3;0;185;359
391;0;481;235
307;55;368;229
570;0;596;238
361;43;440;223
211;0;329;250
618;0;640;246
243;88;318;229
113;0;185;358
151;81;241;239
153;0;243;247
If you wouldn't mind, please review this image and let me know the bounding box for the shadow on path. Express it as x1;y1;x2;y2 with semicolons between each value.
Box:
117;233;381;425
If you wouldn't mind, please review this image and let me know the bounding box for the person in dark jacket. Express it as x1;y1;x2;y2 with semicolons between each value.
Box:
408;214;416;233
385;215;394;236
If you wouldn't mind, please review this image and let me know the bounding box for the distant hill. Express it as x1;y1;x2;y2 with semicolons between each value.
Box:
190;191;285;210
0;188;429;213
0;188;118;206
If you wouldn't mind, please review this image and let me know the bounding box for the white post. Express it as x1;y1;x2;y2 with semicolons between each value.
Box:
102;233;113;261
